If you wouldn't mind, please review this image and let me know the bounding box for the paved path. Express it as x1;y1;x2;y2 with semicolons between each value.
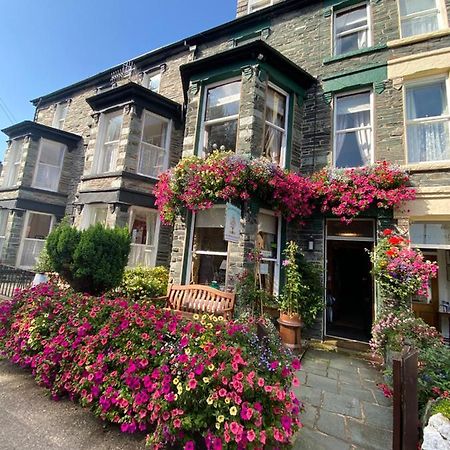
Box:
293;348;393;450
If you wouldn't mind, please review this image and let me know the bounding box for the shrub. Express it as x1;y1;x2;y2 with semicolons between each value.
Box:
46;222;130;295
431;397;450;420
34;242;55;273
0;284;303;449
116;266;169;302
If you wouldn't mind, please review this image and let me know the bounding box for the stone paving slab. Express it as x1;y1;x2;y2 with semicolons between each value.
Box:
294;349;393;450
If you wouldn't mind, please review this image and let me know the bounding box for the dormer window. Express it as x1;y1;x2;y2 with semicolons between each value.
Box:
52;101;69;130
248;0;273;13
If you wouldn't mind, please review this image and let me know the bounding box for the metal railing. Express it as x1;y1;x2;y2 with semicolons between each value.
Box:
0;264;35;298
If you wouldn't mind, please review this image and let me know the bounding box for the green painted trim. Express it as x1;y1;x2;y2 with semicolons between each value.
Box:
260;63;306;97
190;64;246;86
322;64;387;94
322;61;386;81
193;85;206;157
230;20;271;40
181;211;193;285
323;43;387;64
285;95;295;170
324;0;379;11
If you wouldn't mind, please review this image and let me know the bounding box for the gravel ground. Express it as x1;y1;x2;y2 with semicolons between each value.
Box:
0;359;146;450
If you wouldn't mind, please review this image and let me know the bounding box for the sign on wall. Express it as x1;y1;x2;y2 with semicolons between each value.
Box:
224;203;241;243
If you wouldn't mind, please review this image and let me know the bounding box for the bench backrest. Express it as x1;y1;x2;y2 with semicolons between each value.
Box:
167;284;235;317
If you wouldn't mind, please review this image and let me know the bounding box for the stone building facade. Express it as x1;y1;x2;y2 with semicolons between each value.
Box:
1;0;450;342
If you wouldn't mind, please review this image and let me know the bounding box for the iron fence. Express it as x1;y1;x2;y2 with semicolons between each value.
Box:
0;264;35;298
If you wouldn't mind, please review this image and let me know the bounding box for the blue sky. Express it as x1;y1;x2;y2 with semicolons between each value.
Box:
0;0;236;160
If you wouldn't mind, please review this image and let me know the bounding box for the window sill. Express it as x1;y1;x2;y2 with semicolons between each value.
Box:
82;172;122;181
404;161;450;172
323;44;387;64
387;29;450;49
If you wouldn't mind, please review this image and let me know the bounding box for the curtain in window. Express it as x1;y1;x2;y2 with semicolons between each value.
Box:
355;111;371;163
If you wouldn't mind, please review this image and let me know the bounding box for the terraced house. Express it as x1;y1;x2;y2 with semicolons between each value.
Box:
1;0;449;344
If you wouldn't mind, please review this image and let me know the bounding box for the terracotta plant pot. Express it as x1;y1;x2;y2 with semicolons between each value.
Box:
278;312;302;351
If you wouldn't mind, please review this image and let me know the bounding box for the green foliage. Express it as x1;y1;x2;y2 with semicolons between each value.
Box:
34;242;55;273
46;222;130;295
72;224;131;295
115;266;169;303
431;398;450;420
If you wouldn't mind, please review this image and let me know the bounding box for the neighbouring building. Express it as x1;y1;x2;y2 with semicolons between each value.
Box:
1;0;449;344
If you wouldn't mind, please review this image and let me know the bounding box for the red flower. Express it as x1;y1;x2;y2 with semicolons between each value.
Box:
388;236;403;246
383;229;393;236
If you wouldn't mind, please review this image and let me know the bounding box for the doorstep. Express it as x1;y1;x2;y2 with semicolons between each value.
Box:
307;338;372;361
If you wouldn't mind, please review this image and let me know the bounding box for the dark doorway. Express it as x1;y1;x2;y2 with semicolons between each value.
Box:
326;240;373;342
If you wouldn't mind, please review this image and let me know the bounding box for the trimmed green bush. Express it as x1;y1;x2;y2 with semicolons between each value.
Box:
116;266;169;302
46;222;130;295
431;398;450;420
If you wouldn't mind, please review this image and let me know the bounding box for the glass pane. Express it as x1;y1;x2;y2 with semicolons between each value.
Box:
104;113;122;143
260;260;275;293
335;5;368;34
336;93;371;129
40;140;64;166
193;227;227;253
401;14;439;36
99;142;116;172
26;213;52;239
266;88;286;128
204;120;238;153
406;81;447;120
336;30;367;54
205;82;241;121
138;144;165;177
20;239;45;268
410;222;450;246
93;207;107;225
327;219;374;238
335;131;371;167
192;254;227;286
131;214;148;245
145;72;161;92
34;164;60;191
263;126;283;164
142;114;167;147
407;120;450;162
399;0;437;16
0;209;8;236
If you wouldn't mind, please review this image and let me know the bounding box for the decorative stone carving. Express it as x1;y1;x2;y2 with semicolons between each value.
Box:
323;92;332;105
242;65;260;81
92;113;100;125
123;104;134;116
392;77;404;90
189;81;200;97
374;80;387;94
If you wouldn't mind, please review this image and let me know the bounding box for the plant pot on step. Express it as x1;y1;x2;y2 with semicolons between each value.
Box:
278;312;302;351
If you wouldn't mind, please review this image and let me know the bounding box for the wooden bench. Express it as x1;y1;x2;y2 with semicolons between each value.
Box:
163;284;235;320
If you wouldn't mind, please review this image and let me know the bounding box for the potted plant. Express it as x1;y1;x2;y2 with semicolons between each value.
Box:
278;241;308;350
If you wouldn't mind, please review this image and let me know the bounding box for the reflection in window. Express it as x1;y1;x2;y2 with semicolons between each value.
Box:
33;139;65;192
202;81;241;155
399;0;443;38
264;86;287;166
334;91;372;168
334;4;370;55
94;110;123;173
405;79;450;163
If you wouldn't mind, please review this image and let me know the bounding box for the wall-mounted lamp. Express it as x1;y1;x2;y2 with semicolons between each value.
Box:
307;235;314;252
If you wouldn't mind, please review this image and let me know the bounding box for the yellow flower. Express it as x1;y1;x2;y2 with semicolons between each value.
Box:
215;422;220;430
185;348;191;355
177;385;183;394
186;385;191;391
207;397;213;405
193;314;200;320
217;415;225;423
208;364;215;371
212;316;218;322
225;398;230;404
173;378;179;385
230;406;237;416
203;377;210;383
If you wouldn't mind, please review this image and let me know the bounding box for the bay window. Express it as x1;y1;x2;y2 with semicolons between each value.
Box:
32;139;65;192
3;140;23;187
94;110;123;173
405;78;450;163
333;3;370;55
263;85;288;166
333;91;373;168
81;204;108;229
189;206;228;287
248;0;273;13
142;71;161;93
201;80;241;155
137;111;170;178
52;101;69;130
19;212;53;268
0;209;8;256
128;208;159;267
399;0;444;38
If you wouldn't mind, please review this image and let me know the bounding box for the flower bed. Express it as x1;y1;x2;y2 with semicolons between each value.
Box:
155;153;415;225
0;284;302;449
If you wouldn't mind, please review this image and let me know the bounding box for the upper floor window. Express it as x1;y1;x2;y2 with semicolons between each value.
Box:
3;140;23;187
405;78;450;163
248;0;273;13
263;85;288;166
142;71;161;93
201;80;241;155
52;101;69;129
32;139;65;192
333;3;370;55
93;110;123;173
138;111;171;178
399;0;444;38
334;90;373;168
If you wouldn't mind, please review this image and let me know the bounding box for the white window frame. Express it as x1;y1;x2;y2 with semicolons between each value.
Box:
198;78;241;157
332;88;375;168
3;140;23;187
0;209;9;257
142;70;162;93
257;208;281;295
17;211;55;269
404;75;450;165
264;83;289;168
81;204;108;230
333;2;372;56
137;110;171;179
52;101;69;129
92;110;123;174
398;0;447;38
31;138;66;192
248;0;273;13
186;205;229;285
